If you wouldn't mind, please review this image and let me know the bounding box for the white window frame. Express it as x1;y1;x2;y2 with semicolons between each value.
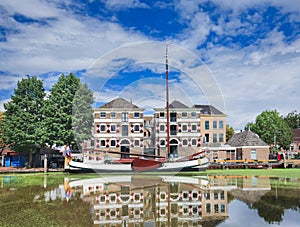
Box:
182;139;188;147
110;124;116;132
110;112;116;118
160;139;166;147
213;133;217;143
182;124;188;132
219;133;224;143
100;124;106;132
134;124;140;132
191;138;197;146
219;120;224;129
100;140;106;147
213;121;217;129
191;124;197;132
110;139;116;147
100;112;106;118
134;139;140;147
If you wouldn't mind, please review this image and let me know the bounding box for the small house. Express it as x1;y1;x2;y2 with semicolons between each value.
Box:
227;130;270;161
1;147;27;167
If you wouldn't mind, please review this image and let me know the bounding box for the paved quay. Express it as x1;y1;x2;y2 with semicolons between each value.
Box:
0;167;65;173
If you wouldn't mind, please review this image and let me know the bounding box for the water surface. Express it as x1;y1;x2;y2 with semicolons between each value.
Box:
0;174;299;226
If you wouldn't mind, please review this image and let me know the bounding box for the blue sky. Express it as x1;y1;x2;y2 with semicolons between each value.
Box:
0;0;299;130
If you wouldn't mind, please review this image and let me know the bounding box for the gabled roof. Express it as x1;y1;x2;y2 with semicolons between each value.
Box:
192;104;225;115
169;100;189;109
227;130;268;147
99;98;139;109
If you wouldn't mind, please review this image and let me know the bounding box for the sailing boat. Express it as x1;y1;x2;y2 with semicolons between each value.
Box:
131;45;209;172
68;46;209;173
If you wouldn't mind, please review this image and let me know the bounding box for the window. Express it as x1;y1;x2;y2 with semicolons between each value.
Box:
160;139;166;147
182;124;188;132
159;112;165;118
100;112;106;118
100;125;106;132
191;112;196;117
220;204;225;213
100;140;106;147
122;125;128;136
170;113;177;122
182;139;188;146
206;204;211;214
204;134;209;143
122;112;128;122
213;133;217;143
134;112;140;118
182;112;187;118
213;121;217;129
191;124;197;132
219;120;224;129
110;140;116;147
90;140;94;147
134;125;140;132
191;139;197;146
134;139;140;147
170;125;177;135
160;124;165;132
205;192;210;200
220;191;225;200
219;133;224;143
214;192;218;200
205;121;209;130
110;112;116;118
251;149;257;160
110;125;116;132
214;204;219;213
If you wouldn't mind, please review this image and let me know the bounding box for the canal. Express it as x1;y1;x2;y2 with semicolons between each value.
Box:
0;173;299;226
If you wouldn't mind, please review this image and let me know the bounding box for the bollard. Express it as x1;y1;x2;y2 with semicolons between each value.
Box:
44;154;47;173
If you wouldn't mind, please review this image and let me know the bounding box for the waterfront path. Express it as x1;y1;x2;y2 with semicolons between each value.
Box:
0;166;64;173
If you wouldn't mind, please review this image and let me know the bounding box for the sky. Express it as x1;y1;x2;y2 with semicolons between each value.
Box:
0;0;299;131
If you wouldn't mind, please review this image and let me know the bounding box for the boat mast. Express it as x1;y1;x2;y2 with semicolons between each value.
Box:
165;45;170;158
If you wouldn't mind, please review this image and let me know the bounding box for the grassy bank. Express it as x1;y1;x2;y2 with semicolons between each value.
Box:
1;168;300;179
205;168;300;178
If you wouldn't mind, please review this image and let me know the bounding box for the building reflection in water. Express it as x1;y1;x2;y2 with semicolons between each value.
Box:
64;175;230;226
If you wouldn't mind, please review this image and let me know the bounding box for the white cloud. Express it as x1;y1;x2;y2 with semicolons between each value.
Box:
101;0;149;11
0;75;23;90
0;1;149;78
0;0;62;19
0;0;299;131
0;99;10;111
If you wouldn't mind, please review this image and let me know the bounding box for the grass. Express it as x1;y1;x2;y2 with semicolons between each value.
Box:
205;168;300;178
1;168;300;179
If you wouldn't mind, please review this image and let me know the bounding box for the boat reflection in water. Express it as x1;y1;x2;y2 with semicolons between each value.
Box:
65;175;229;226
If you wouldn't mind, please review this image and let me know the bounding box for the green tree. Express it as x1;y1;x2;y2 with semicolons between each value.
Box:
226;124;235;142
0;111;4;149
245;110;293;151
72;83;94;148
283;110;300;129
1;76;46;166
42;73;94;149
